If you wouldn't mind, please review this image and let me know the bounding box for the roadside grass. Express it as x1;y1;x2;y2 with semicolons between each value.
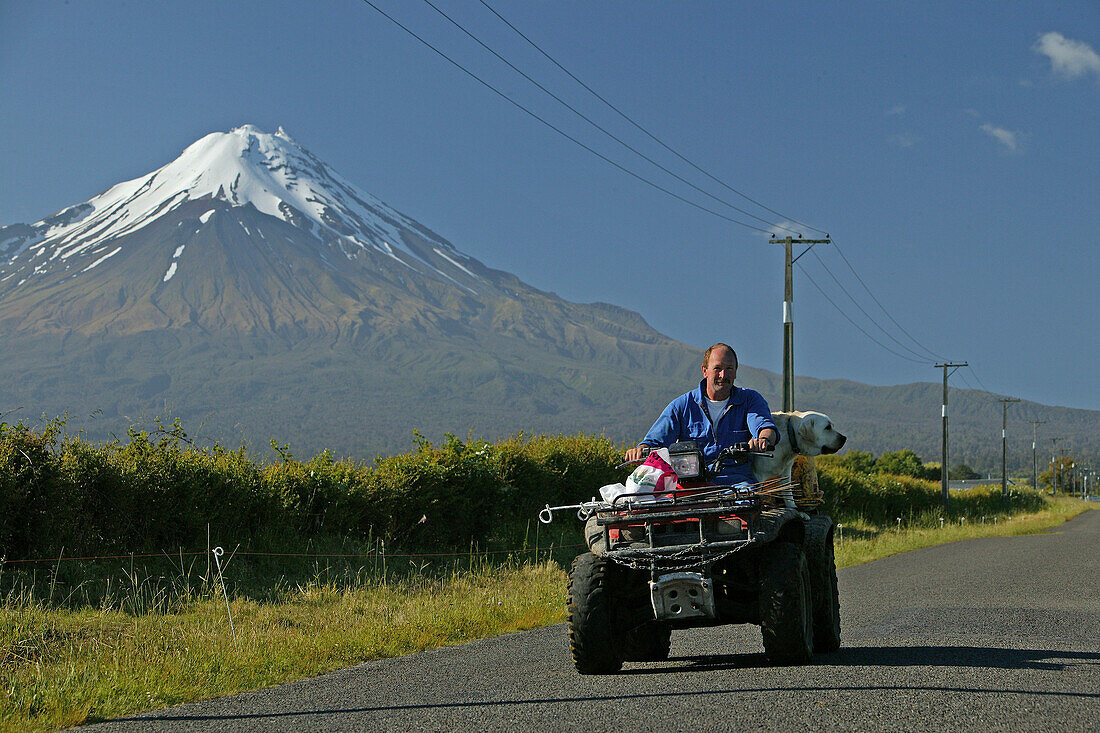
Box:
834;494;1091;568
0;496;1091;732
0;561;567;733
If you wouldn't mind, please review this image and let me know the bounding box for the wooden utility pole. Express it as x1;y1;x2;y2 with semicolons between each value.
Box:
935;362;967;510
1028;419;1046;492
998;397;1020;501
1059;448;1068;495
1050;437;1062;494
769;236;830;411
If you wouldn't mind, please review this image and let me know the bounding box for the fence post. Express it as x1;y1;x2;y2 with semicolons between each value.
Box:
212;547;237;648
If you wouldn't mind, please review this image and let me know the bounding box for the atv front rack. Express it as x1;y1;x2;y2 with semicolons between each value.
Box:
537;478;796;525
592;495;756;573
543;483;804;580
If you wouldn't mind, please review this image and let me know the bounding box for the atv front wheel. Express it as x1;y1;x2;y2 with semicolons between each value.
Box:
759;542;814;665
567;552;623;674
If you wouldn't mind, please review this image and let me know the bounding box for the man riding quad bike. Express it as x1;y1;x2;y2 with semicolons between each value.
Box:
539;440;841;674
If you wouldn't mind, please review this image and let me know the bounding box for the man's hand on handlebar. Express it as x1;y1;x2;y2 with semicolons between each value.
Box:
748;427;778;453
624;444;650;462
747;436;771;452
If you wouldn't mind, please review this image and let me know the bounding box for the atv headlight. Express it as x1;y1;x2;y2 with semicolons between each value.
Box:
668;441;703;480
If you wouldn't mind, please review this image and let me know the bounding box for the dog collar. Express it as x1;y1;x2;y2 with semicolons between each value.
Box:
786;417;800;453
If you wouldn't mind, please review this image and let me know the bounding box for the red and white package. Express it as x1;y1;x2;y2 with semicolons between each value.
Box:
625;448;678;496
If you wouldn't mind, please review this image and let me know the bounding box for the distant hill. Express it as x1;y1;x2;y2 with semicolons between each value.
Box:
2;125;1096;473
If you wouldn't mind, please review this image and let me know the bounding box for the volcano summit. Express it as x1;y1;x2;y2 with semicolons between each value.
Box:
0;125;526;339
0;125;699;455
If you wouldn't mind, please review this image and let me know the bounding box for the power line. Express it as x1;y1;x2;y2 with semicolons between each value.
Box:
796;262;931;364
358;0;773;233
371;0;968;381
434;1;962;372
808;248;934;362
420;0;795;234
478;0;829;237
829;237;947;362
955;369;981;392
963;365;995;395
471;1;960;370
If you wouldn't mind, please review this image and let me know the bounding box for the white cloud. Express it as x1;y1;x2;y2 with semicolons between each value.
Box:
888;132;920;148
980;123;1020;151
1034;31;1100;79
886;104;906;117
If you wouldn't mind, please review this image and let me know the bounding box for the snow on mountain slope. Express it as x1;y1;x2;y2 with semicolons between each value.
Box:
0;125;482;290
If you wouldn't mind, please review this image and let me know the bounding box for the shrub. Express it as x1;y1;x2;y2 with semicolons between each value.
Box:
874;449;938;480
817;461;1044;525
0;423;623;560
0;419;1046;565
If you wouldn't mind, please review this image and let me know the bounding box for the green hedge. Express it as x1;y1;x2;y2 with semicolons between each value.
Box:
0;421;622;560
0;417;1047;562
817;459;1044;523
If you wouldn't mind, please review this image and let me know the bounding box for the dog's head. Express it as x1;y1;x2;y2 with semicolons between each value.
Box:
789;411;847;456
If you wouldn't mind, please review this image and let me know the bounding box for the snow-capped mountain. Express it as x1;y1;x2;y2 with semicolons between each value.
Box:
0;125;700;455
0;125;572;339
3;126;1088;464
0;124;482;297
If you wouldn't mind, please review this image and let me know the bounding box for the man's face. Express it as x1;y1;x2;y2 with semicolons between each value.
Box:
702;347;737;400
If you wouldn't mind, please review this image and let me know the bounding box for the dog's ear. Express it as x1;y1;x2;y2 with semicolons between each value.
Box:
798;414;817;443
797;413;830;455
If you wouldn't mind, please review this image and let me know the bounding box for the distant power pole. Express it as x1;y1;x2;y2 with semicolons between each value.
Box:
769;235;831;412
1050;438;1062;494
1059;448;1068;495
1028;420;1047;491
936;362;968;510
998;398;1020;501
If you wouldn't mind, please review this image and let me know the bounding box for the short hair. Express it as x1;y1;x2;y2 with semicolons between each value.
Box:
702;343;737;369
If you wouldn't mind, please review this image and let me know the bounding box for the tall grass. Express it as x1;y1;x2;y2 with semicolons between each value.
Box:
833;494;1089;567
0;561;567;733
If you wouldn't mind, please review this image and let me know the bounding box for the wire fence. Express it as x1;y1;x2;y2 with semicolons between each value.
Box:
1;543;587;566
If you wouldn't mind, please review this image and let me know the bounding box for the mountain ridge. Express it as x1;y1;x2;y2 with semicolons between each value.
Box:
2;125;1096;473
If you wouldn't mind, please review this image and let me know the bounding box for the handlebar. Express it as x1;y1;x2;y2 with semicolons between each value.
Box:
614;444;653;470
719;442;773;459
617;443;772;470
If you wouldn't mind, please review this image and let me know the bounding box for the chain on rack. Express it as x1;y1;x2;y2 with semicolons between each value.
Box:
609;542;754;573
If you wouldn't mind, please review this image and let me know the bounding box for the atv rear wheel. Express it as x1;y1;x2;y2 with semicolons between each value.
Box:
807;528;841;653
759;542;814;665
567;552;623;674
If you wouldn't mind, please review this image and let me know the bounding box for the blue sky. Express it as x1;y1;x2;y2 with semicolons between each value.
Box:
2;1;1098;410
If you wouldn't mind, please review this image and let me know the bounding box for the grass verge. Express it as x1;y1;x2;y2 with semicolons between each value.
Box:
834;494;1090;568
1;562;567;733
1;498;1092;733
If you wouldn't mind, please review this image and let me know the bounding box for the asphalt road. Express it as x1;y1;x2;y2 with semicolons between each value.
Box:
86;511;1099;732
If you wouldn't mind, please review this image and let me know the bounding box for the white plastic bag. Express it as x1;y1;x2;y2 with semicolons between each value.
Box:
624;448;677;497
598;482;629;503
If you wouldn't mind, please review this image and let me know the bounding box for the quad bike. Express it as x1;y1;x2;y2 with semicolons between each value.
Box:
539;440;840;674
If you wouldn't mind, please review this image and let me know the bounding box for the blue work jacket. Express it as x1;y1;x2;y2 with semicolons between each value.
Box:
640;380;778;485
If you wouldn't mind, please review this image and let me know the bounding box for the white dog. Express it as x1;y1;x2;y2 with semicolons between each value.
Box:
752;410;847;483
